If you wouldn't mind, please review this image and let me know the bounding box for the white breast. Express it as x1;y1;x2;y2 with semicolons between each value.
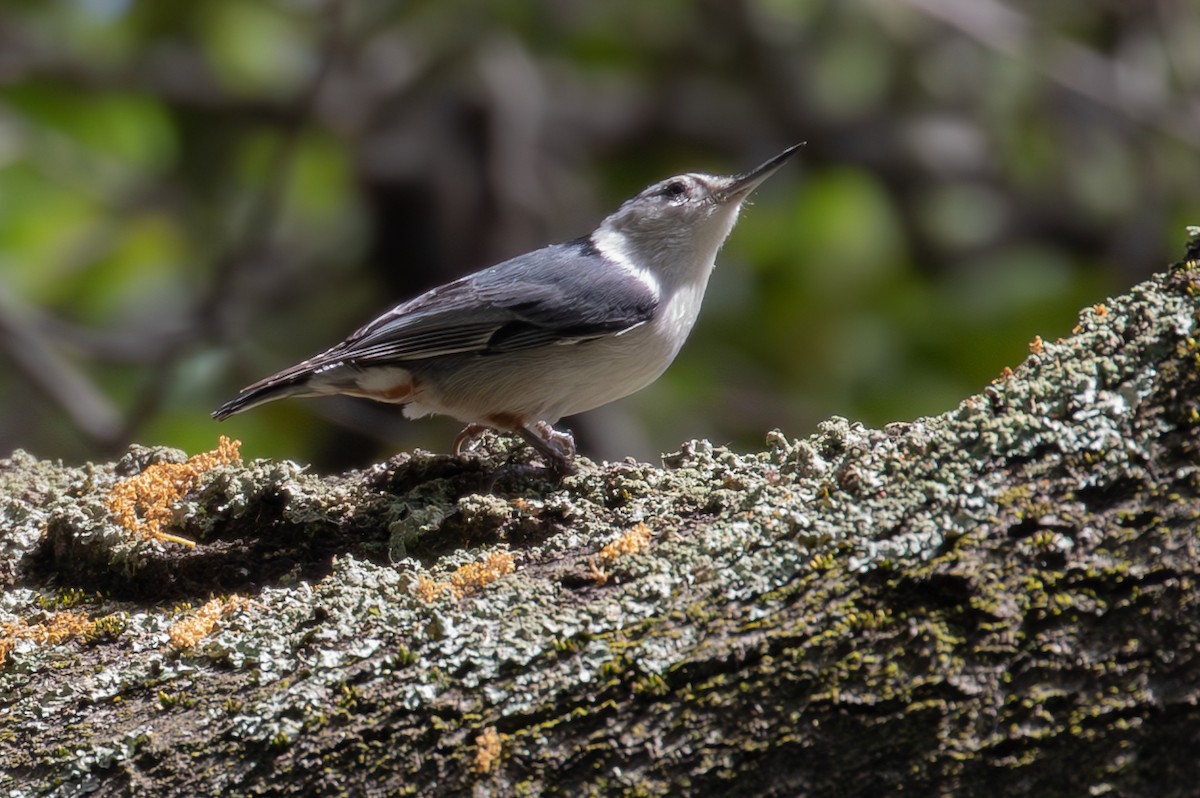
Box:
405;274;714;425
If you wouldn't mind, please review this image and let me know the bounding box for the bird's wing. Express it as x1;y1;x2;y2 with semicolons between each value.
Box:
254;239;659;385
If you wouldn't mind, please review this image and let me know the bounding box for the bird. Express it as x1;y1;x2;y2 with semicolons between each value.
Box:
214;143;803;474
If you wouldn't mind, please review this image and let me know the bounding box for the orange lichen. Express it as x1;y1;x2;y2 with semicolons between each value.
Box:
107;436;242;547
0;611;92;666
991;366;1015;385
415;576;449;603
416;551;516;602
589;523;654;585
1029;335;1045;355
588;559;611;586
474;726;502;774
1092;303;1108;318
598;522;653;563
450;551;515;596
167;596;246;649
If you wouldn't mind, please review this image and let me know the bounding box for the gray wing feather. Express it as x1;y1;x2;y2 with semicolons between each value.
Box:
294;240;657;370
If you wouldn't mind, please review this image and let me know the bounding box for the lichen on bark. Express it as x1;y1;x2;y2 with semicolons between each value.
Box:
3;241;1200;796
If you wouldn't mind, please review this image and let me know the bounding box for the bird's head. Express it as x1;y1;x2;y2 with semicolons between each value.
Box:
594;143;803;282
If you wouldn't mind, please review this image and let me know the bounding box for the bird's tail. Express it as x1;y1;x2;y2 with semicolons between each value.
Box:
212;378;314;420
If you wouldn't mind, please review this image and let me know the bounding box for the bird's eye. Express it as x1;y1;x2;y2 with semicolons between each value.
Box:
662;180;688;199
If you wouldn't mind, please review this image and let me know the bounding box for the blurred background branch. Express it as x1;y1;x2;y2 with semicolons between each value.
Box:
0;0;1197;469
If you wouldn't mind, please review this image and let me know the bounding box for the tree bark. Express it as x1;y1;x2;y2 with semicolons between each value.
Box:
4;242;1200;796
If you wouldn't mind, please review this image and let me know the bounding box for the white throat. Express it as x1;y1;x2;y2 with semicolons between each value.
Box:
591;201;744;297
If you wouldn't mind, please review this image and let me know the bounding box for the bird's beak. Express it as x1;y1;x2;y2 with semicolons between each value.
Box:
715;142;805;204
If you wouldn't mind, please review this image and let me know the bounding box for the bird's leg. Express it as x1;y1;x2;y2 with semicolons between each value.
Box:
517;422;578;475
453;423;489;455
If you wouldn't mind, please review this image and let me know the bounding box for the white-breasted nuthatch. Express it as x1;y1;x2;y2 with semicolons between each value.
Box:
214;143;803;473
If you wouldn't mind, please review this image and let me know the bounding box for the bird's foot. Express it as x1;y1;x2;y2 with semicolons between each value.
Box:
453;422;575;487
517;423;578;477
532;421;576;459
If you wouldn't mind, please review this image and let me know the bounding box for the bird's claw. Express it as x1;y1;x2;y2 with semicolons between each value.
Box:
519;423;578;476
453;423;489;455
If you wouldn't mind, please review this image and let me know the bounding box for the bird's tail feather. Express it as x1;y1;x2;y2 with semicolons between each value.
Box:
212;380;314;420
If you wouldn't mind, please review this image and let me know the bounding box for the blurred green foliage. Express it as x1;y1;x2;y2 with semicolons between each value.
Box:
1;0;1197;468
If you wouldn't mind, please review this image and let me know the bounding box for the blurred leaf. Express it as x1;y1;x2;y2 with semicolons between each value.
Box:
0;164;102;301
4;87;177;173
917;182;1008;250
63;212;189;324
281;130;360;234
806;19;895;119
198;1;313;95
748;167;908;301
